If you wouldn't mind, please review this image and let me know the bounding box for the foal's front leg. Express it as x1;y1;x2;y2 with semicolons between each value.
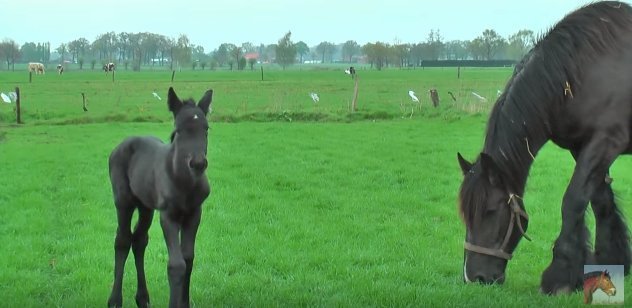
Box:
160;212;186;308
181;207;202;308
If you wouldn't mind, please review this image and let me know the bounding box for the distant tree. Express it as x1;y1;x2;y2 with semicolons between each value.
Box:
275;31;297;69
214;43;235;67
467;38;485;60
248;57;257;70
478;29;506;60
263;44;277;63
231;46;243;70
506;29;535;60
228;60;234;70
238;57;247;70
173;34;192;68
41;42;51;63
294;41;309;63
341;40;360;62
78;58;84;70
444;40;468;60
19;42;38;62
0;39;20;70
56;43;67;63
200;61;207;70
316;41;335;63
426;29;444;60
90;59;97;70
391;43;410;68
362;42;389;70
241;42;256;53
92;31;117;60
192;61;198;70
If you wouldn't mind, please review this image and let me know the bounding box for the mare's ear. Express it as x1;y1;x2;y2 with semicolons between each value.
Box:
198;89;213;115
479;153;503;186
167;87;182;116
457;152;472;175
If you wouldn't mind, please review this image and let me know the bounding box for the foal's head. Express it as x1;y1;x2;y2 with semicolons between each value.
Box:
167;87;213;176
457;153;530;285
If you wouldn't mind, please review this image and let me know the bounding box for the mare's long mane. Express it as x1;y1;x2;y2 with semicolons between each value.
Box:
460;1;632;225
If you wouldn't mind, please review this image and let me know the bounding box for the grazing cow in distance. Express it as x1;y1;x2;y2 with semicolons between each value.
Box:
57;64;64;75
28;62;45;74
344;66;357;79
103;62;115;74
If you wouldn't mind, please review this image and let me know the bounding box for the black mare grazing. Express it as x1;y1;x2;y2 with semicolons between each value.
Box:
107;87;213;307
457;1;632;294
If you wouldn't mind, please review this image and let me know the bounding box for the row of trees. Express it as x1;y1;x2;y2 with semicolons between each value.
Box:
0;28;536;71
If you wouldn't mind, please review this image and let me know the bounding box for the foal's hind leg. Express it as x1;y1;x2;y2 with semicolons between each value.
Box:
591;172;631;274
132;206;155;308
107;203;135;308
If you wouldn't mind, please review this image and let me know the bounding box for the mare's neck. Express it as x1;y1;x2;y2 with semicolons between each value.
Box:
482;110;548;195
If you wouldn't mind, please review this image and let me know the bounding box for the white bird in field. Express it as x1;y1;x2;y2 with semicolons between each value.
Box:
152;92;162;100
471;92;487;102
408;90;419;102
344;69;351;75
309;92;319;103
1;93;11;103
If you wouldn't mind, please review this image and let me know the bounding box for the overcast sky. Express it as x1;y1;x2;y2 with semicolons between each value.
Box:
3;0;606;51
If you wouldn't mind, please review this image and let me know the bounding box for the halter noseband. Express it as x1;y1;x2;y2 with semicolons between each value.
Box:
464;194;531;260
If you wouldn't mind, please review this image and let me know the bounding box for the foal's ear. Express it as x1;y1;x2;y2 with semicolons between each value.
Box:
167;87;183;115
480;153;503;186
198;89;213;115
457;152;473;175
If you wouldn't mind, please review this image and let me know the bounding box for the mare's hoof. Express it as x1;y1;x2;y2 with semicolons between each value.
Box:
540;261;582;295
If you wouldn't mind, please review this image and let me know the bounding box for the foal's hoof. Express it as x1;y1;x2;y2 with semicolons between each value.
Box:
107;297;122;308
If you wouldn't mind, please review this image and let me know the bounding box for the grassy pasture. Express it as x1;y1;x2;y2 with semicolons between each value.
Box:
0;67;631;307
0;66;507;124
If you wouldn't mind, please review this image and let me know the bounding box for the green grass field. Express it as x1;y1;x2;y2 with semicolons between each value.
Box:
0;66;630;307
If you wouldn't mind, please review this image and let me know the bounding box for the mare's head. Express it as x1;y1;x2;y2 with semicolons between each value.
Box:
167;87;213;176
457;153;530;284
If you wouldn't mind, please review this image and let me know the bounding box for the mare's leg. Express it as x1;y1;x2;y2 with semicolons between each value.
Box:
107;203;135;307
540;135;626;294
181;207;202;308
160;211;185;308
132;206;155;308
590;172;631;273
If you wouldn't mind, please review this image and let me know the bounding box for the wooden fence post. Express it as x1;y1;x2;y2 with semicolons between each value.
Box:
351;75;359;112
15;87;21;124
171;70;176;82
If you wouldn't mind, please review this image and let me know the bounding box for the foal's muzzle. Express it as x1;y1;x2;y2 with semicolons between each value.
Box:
188;157;208;173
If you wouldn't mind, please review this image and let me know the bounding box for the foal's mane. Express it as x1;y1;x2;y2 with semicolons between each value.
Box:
460;1;632;225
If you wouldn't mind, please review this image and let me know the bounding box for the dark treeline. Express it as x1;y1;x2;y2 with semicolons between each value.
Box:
0;28;536;71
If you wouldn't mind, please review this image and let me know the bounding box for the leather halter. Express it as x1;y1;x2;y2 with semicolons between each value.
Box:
464;194;531;260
